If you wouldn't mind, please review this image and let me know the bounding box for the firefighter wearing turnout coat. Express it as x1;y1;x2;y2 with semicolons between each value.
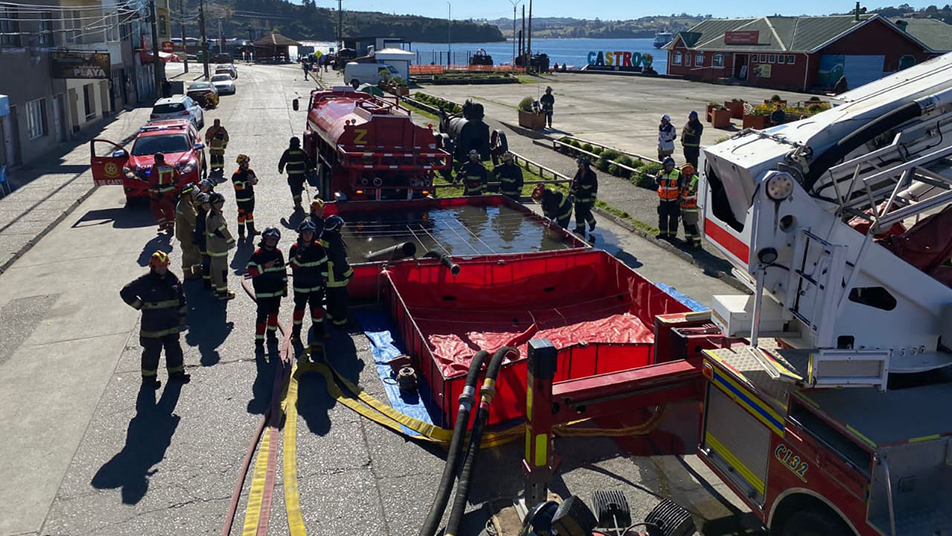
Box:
193;192;212;290
232;154;259;240
493;152;523;200
288;219;328;342
120;251;191;388
175;183;201;279
656;157;682;240
148;153;178;232
205;193;236;300
570;157;598;237
679;164;701;248
321;215;353;328
532;183;572;229
278;136;312;212
455;150;488;196
247;227;288;347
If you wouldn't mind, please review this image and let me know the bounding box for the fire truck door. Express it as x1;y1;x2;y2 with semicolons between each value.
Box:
90;139;129;186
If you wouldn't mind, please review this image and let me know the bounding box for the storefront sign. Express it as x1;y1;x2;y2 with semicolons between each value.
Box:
725;31;759;45
51;52;110;79
586;50;654;71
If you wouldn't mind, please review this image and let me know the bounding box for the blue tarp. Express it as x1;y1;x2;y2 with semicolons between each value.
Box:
655;283;709;312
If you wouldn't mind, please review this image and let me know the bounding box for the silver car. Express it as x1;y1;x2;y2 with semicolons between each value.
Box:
215;64;238;79
150;95;205;128
210;73;236;95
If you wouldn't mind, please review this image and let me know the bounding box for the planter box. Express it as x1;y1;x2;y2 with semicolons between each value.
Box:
712;108;732;129
706;103;717;123
743;114;770;129
518;110;547;130
725;100;744;119
394;86;409;97
764;99;787;107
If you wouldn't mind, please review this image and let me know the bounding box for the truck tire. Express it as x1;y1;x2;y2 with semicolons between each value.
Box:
350;79;360;89
780;508;852;536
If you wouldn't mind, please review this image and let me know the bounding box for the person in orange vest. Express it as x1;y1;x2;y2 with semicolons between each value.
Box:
679;163;701;248
655;157;682;240
148;153;178;232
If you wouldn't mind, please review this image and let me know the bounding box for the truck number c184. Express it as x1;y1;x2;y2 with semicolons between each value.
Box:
774;444;809;483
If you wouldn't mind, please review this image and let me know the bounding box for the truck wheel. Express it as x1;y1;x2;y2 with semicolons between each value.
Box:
350;79;360;89
780;508;851;536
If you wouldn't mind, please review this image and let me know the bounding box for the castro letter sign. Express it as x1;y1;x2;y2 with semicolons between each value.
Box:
586;50;654;72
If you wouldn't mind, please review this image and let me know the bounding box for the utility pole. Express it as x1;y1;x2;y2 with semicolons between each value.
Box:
218;18;223;53
150;0;162;97
337;0;342;54
521;5;525;66
507;0;521;66
199;0;209;78
180;0;188;73
447;2;451;68
527;0;532;72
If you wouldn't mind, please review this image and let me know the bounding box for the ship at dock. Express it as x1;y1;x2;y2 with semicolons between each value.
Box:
653;30;673;48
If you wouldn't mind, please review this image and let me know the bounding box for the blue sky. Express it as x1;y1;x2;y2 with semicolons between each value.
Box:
344;1;939;22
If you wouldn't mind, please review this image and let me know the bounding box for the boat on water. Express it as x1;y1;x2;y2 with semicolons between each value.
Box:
653;31;673;48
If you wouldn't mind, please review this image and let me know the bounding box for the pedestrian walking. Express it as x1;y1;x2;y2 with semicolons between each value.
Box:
193;192;212;291
232;154;259;240
288;219;328;343
656;157;682;240
278;137;312;212
148;153;177;232
120;251;191;388
570;157;598;237
679;164;701;248
321;215;353;328
493;152;523;201
247;227;287;348
532;183;572;229
205;192;236;300
303;58;310;80
455;150;488;196
540;86;555;128
681;111;703;169
174;183;202;280
658;114;677;162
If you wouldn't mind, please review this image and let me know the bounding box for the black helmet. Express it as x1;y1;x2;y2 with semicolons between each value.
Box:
196;192;211;204
663;156;676;167
297;219;317;234
576;156;590;166
208;192;225;205
324;215;344;234
290;136;301;147
154;153;165;162
262;227;281;241
180;182;196;195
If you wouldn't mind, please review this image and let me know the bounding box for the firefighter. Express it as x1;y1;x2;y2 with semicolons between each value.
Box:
205;119;229;147
193;192;212;290
531;183;572;229
198;178;215;194
308;195;326;236
658;114;677;162
278;136;312;212
247;227;287;347
540;86;555;128
120;251;190;388
232;154;259;240
288;219;328;342
208;129;228;174
570;157;598;237
679;163;701;248
681;111;703;169
149;153;177;232
321;215;353;328
205;192;236;300
175;182;202;279
455;149;488;196
493;152;523;201
656;157;682;240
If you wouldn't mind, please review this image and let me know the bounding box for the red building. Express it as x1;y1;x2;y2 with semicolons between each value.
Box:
665;14;948;91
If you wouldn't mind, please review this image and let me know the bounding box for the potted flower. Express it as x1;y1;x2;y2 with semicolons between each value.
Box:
725;98;744;119
390;76;409;97
764;94;787;108
711;106;732;128
743;104;771;129
517;96;546;130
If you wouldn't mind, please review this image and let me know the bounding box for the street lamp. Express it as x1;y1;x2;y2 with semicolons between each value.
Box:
507;0;522;66
447;2;451;68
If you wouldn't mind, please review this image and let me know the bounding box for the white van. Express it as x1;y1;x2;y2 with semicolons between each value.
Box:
344;62;399;88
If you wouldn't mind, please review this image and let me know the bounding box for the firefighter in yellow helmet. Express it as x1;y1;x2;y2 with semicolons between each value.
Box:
232;154;259;240
175;182;202;279
120;251;190;387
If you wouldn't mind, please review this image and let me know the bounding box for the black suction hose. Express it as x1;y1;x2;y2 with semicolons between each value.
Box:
443;346;516;536
423;250;461;275
802;101;923;192
418;350;490;536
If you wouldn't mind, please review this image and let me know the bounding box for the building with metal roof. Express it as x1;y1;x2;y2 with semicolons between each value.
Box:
665;12;945;91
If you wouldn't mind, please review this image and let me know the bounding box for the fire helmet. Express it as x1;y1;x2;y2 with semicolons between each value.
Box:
663;156;676;167
531;183;546;201
149;250;170;267
681;164;696;176
689;110;698;119
180;182;196;195
154;153;165;162
199;178;215;191
324;215;345;234
468;149;479;159
502;152;514;162
209;192;225;205
262;227;281;242
297;219;317;234
576;156;590;166
290;136;301;147
661;114;671;122
196;192;210;205
236;154;250;165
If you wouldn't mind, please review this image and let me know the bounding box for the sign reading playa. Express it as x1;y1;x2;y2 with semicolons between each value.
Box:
586;50;654;72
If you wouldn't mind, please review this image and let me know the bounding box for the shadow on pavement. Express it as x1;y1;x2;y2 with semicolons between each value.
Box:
246;344;278;415
296;328;363;436
73;207;156;230
137;234;172;266
90;380;184;505
280;211;306;231
184;283;233;366
230;239;254;272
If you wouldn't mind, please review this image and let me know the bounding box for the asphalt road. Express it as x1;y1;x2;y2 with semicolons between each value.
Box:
1;63;753;536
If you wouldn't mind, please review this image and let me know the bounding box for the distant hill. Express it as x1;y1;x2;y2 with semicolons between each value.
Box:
190;0;504;43
481;14;709;39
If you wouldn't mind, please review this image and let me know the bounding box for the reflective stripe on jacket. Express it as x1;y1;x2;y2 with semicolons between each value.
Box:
205;210;234;255
680;175;699;210
279;148;309;176
657;170;681;201
120;271;186;338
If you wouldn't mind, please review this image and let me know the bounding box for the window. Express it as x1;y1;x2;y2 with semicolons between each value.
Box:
751;55;758;63
38;12;54;46
768;54;776;63
685;53;691;67
67;10;82;42
26;99;48;139
696;52;704;66
787;55;795;64
778;55;785;64
673;52;682;65
106;11;119;42
760;54;767;62
132;135;191;156
83;84;96;120
712;53;724;67
0;7;20;47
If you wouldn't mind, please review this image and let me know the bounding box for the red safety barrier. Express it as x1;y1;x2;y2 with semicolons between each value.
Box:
383;249;692;426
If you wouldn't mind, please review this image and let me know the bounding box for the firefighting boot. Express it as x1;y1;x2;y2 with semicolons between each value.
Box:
142;376;160;389
290;325;302;344
247;222;259;239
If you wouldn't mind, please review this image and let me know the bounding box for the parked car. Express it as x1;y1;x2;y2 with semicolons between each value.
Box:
211;52;233;64
215;64;238;79
186;82;219;108
150;95;204;128
90;120;206;202
344;62;399;88
210;73;236;95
